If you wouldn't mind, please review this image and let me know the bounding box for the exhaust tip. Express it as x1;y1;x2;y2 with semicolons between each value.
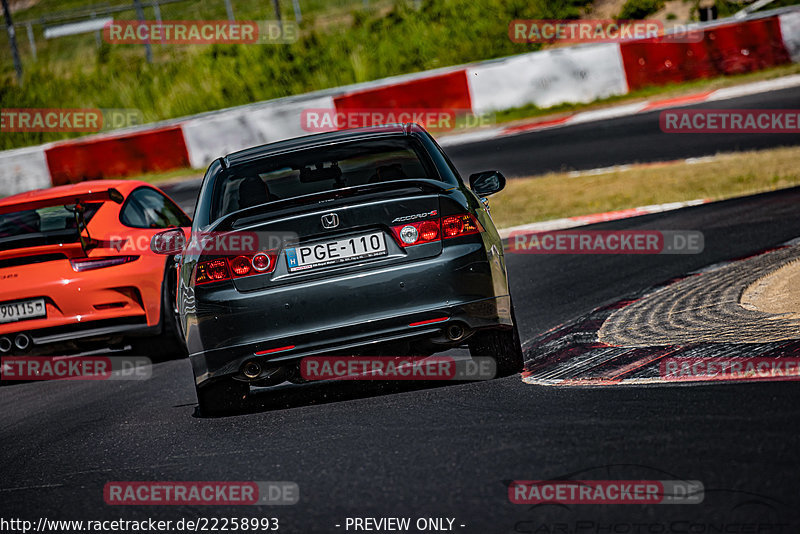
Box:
14;334;30;352
446;324;466;342
242;361;262;379
0;337;11;353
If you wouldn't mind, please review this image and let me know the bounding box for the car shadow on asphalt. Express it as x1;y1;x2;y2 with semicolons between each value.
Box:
191;378;484;418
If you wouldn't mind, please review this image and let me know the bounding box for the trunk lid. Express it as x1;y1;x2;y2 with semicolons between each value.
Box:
209;182;444;292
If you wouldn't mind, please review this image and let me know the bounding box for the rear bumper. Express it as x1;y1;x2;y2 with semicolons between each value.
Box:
186;241;511;386
0;255;168;354
190;295;511;386
0;317;160;355
0;256;166;337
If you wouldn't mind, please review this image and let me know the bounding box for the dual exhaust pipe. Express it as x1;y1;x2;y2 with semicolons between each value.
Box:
242;360;262;379
446;323;467;342
0;333;32;354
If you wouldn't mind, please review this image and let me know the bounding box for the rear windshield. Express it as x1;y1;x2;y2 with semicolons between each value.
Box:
211;138;437;221
0;203;102;250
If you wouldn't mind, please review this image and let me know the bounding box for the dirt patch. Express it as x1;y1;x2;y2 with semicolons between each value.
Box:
741;258;800;318
9;0;39;13
653;0;695;23
585;0;691;21
586;0;629;18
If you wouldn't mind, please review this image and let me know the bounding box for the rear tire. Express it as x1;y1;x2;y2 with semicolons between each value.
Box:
196;379;250;416
468;302;524;377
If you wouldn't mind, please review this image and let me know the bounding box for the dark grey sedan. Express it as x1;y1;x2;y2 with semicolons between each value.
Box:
152;123;522;415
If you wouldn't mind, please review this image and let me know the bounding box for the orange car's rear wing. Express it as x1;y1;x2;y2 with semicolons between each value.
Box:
0;187;124;216
0;242;87;262
0;187;125;260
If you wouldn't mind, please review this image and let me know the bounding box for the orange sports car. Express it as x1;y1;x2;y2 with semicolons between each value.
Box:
0;180;191;357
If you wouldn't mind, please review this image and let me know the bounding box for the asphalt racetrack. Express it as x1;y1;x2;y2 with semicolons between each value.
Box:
2;116;800;530
446;85;800;178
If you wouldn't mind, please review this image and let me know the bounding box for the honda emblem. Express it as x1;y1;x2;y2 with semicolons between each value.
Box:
321;213;339;229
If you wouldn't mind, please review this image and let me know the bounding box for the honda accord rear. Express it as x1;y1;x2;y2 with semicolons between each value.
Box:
152;123;522;415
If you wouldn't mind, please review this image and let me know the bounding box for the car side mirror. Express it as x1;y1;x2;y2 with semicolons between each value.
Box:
469;171;506;196
150;228;186;255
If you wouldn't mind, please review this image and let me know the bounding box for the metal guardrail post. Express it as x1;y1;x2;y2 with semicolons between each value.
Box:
1;0;23;82
273;0;283;32
152;0;164;47
133;0;152;63
25;22;36;61
91;12;101;48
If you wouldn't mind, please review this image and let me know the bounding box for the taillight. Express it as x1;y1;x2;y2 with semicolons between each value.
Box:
194;259;230;285
251;253;273;272
442;214;482;238
70;256;138;272
193;251;279;286
390;214;482;247
230;256;252;276
391;219;441;247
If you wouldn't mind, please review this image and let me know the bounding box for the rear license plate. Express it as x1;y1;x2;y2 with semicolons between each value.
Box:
285;232;387;273
0;298;46;324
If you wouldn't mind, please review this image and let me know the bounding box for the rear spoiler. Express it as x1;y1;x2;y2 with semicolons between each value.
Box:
0;241;86;261
213;179;450;232
0;187;124;216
